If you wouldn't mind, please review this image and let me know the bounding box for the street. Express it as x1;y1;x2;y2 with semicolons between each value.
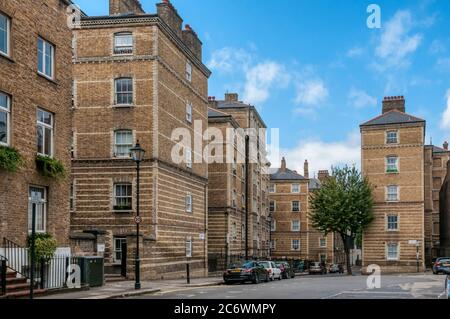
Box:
131;273;447;300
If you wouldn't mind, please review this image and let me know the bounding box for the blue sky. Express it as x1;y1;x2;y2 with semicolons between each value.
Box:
73;0;450;175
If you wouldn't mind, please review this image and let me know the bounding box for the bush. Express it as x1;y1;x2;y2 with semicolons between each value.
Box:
0;146;22;172
36;155;66;179
27;233;57;261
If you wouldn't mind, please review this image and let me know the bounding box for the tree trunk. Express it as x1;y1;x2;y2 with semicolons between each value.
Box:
341;234;353;276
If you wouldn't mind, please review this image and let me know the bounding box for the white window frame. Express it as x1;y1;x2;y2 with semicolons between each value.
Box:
113;183;132;210
387;214;399;231
186;147;192;169
291;220;300;232
269;184;275;193
38;37;54;79
386;130;399;144
292;201;300;212
386;156;399;173
186;236;193;258
232;190;237;208
387;243;399;261
114;78;133;106
387;185;399;202
270;219;276;232
319;237;327;248
186;61;192;82
0;12;10;57
186;193;193;213
0;92;10;146
291;239;300;251
113;32;133;55
28;186;47;234
113;237;127;264
186;101;193;123
291;184;300;193
114;130;133;158
36;108;54;157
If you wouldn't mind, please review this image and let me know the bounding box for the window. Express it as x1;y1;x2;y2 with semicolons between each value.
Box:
114;183;132;210
291;239;300;251
186;61;192;82
115;78;133;106
270;219;276;232
319;238;327;248
387;243;399;261
291;220;300;232
386;156;399;173
186;102;192;123
387;186;399;202
186;193;193;213
270;240;276;250
185;237;193;258
113;237;126;263
269;201;275;212
70;184;75;211
0;92;10;146
28;187;47;233
114;33;133;55
38;37;54;79
114;130;133;158
232;190;237;208
0;13;10;56
186;147;192;169
269;184;275;193
319;254;327;263
36;109;54;157
292;184;300;193
241;194;245;207
292;201;300;212
231;223;237;240
387;215;398;231
386;131;398;144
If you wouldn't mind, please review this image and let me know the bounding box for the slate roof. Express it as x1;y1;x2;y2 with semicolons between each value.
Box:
360;110;425;127
270;168;306;181
308;178;321;190
430;145;450;154
208;108;229;118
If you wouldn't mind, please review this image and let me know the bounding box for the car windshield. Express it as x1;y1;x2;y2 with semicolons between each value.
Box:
228;262;253;269
259;262;271;268
440;259;450;264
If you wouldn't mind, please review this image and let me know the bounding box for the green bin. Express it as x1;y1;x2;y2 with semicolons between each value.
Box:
77;257;104;287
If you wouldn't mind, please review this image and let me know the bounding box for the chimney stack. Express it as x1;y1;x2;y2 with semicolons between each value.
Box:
182;24;203;60
382;96;406;114
444;141;449;151
318;170;330;182
304;160;309;179
280;157;287;173
208;96;217;108
109;0;145;16
225;93;239;102
157;0;183;39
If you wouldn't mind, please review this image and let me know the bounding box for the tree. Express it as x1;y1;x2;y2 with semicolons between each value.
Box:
309;166;374;275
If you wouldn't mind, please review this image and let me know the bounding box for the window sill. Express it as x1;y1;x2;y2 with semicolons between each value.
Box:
37;72;58;85
0;52;14;63
113;210;133;214
386;171;399;174
113;104;134;109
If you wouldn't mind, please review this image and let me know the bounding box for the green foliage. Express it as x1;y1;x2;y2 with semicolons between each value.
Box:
0;146;22;172
36;155;66;179
27;233;57;261
309;166;374;245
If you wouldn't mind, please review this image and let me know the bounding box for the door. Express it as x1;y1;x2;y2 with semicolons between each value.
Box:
120;242;127;277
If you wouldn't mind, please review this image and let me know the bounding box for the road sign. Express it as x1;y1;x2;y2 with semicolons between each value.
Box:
408;240;419;245
134;216;142;224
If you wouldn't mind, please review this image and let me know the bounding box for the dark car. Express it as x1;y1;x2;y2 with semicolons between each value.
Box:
433;257;450;275
309;262;327;275
223;261;270;284
275;262;295;279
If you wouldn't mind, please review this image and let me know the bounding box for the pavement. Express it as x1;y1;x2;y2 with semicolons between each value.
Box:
38;277;224;299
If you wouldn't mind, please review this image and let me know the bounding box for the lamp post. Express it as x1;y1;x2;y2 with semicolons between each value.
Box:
130;141;145;290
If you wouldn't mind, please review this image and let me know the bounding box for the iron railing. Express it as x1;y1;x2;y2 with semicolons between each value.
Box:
3;237;29;278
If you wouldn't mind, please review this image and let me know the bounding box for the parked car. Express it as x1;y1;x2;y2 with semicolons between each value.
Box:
433;257;450;275
223;261;270;284
293;260;305;273
275;261;295;279
259;261;282;281
309;262;327;275
329;263;344;274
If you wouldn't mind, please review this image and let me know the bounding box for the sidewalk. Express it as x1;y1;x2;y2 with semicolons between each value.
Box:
38;276;223;299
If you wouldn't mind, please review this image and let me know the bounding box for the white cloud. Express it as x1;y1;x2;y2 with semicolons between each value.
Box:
347;47;364;58
242;61;290;105
269;132;361;177
294;79;328;106
440;89;450;129
348;88;377;108
375;10;422;69
207;47;251;73
436;58;450;71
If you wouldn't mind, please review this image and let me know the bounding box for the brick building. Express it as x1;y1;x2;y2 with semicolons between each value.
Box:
269;159;339;264
360;96;449;272
0;0;73;249
207;93;270;269
71;0;211;280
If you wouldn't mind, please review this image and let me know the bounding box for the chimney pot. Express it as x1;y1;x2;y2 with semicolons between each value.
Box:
304;159;309;179
280;157;287;173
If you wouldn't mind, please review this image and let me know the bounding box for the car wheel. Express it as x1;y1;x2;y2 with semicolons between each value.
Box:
265;274;270;283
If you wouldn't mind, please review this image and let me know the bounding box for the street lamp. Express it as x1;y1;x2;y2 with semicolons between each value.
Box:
130;141;145;290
